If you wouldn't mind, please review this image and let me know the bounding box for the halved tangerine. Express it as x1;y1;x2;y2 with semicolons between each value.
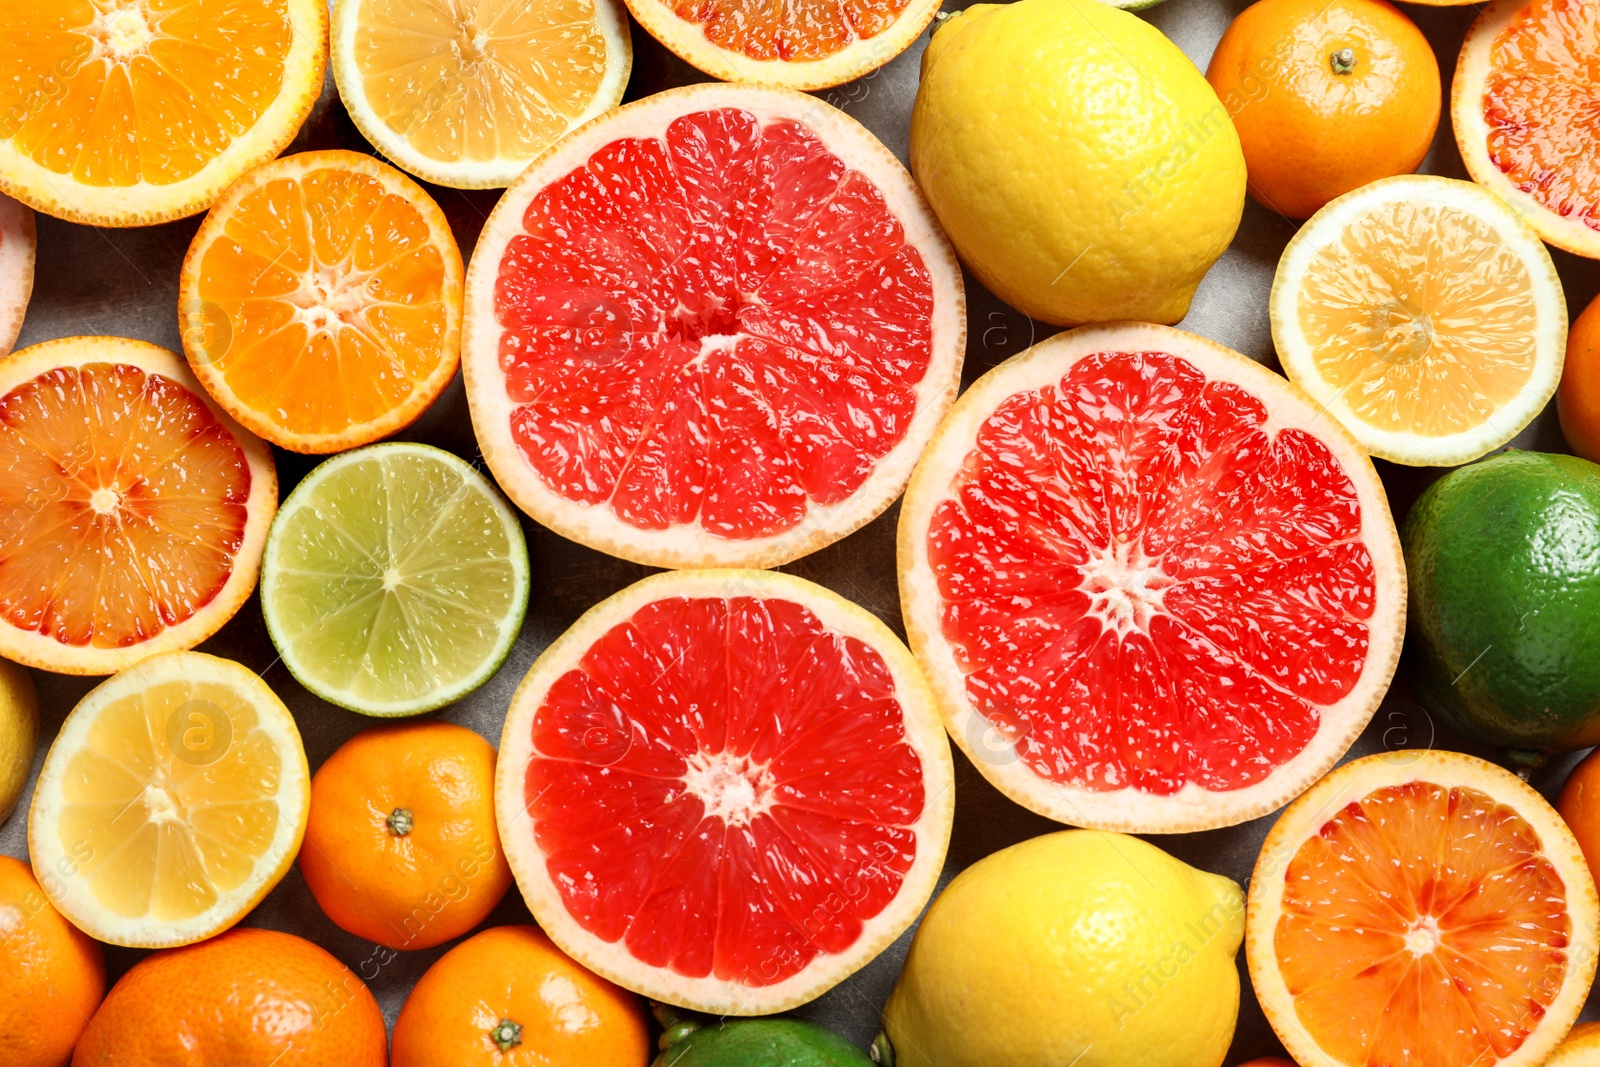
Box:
0;337;276;675
0;0;328;227
897;323;1407;833
1453;0;1600;259
1247;749;1600;1067
463;83;964;569
494;569;953;1014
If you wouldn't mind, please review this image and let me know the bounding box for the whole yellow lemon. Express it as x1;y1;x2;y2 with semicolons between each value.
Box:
0;657;37;823
880;830;1244;1067
910;0;1246;326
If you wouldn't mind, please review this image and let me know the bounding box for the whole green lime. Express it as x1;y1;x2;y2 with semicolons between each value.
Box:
651;1016;873;1067
1404;450;1600;754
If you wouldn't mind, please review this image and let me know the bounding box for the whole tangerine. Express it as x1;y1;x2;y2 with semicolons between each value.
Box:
0;855;104;1067
299;719;513;950
1559;745;1600;878
1206;0;1440;219
71;926;386;1066
1558;293;1600;465
391;925;650;1067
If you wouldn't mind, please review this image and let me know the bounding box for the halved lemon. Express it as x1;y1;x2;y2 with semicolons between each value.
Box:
1453;0;1600;259
180;149;463;454
1247;749;1599;1067
28;651;311;948
331;0;632;189
1271;174;1566;466
0;0;327;227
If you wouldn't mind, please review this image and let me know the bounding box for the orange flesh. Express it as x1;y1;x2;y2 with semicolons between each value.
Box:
0;0;292;185
192;163;455;440
1482;0;1600;231
1276;781;1570;1066
666;0;911;61
1296;200;1540;437
0;363;251;648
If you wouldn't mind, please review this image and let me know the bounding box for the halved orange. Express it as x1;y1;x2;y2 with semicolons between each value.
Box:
1248;749;1600;1067
180;149;464;454
0;0;327;227
0;337;277;675
623;0;939;89
1453;0;1600;259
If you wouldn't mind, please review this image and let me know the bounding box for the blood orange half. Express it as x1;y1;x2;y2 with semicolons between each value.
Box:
1247;749;1599;1067
463;84;964;570
0;193;33;356
1453;0;1600;259
0;337;276;674
898;323;1406;833
494;569;953;1014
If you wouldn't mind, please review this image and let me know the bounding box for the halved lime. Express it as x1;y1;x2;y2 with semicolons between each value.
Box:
261;443;529;716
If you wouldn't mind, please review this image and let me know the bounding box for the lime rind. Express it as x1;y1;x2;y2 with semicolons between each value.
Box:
261;442;530;717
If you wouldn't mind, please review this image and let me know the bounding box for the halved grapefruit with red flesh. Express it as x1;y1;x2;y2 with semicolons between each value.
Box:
0;337;276;675
1453;0;1600;259
0;193;34;355
620;0;940;90
1248;749;1599;1067
463;84;964;570
495;569;953;1013
898;323;1406;833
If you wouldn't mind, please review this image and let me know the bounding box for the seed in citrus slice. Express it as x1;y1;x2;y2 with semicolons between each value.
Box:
1247;749;1600;1067
1271;174;1567;466
494;569;953;1014
180;150;464;454
1453;0;1600;258
621;0;937;89
0;193;34;356
897;322;1406;834
261;443;529;717
331;0;632;189
0;0;327;227
0;336;277;676
27;651;311;948
463;83;965;570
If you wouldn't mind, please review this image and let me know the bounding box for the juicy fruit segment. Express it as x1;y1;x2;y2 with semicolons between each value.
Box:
524;594;927;986
493;106;936;542
186;152;462;451
658;0;912;61
1276;780;1571;1064
1295;199;1540;437
263;445;527;714
927;350;1375;795
0;362;252;649
0;0;293;187
1482;0;1600;234
350;0;617;168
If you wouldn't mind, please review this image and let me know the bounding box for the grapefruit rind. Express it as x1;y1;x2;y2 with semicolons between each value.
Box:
897;322;1405;834
329;0;634;190
620;0;939;91
1246;749;1600;1067
0;0;328;228
1453;0;1600;260
0;194;35;356
463;83;965;570
1271;175;1567;466
0;337;277;676
27;651;312;949
179;149;465;454
494;568;955;1015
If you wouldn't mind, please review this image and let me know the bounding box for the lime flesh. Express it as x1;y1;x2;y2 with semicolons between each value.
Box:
261;443;529;716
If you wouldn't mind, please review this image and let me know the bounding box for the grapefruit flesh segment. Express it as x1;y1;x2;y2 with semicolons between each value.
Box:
523;594;926;986
0;362;251;649
927;350;1375;796
492;106;934;542
673;0;912;61
1276;780;1570;1066
1482;0;1600;234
